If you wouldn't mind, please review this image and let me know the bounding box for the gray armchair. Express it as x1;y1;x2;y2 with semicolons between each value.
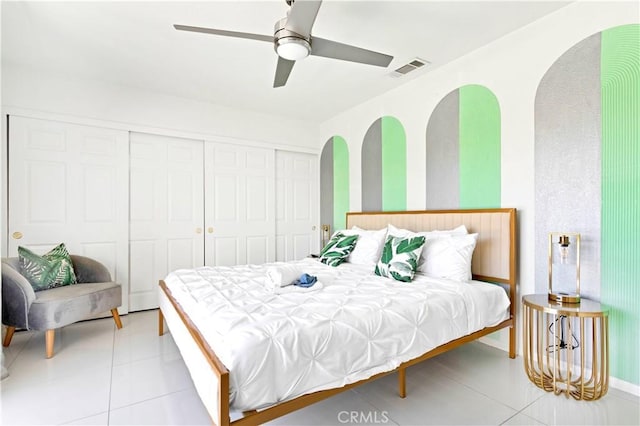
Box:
2;255;122;358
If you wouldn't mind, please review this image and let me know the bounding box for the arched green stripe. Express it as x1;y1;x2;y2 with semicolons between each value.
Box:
381;116;407;211
332;136;350;230
320;138;334;232
601;24;640;385
459;85;501;208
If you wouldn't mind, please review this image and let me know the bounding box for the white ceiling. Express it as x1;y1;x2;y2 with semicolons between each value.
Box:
2;1;571;122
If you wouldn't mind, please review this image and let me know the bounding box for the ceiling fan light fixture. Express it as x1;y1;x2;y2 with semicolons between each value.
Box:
276;37;310;61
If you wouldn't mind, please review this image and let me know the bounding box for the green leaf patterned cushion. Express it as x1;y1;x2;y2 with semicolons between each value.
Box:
375;234;426;282
18;243;77;292
319;232;359;267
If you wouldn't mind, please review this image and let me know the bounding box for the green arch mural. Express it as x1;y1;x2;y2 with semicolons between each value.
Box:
425;85;501;209
361;116;407;211
601;24;639;386
320;136;349;232
535;23;639;385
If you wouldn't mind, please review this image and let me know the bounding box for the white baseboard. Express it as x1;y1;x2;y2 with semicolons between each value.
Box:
609;377;640;397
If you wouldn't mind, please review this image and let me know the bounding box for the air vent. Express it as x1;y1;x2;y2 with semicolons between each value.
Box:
390;58;430;78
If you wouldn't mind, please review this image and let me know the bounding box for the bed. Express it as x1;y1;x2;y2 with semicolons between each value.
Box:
158;208;517;426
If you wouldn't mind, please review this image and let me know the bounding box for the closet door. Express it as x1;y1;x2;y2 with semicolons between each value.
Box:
205;142;275;266
275;151;320;261
129;133;204;311
8;116;130;312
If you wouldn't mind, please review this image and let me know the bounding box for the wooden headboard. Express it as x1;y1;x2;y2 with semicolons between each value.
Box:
346;208;517;286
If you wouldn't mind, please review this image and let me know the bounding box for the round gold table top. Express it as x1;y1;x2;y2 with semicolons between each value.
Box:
522;294;609;317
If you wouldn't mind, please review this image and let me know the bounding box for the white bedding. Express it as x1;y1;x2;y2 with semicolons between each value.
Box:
163;258;510;411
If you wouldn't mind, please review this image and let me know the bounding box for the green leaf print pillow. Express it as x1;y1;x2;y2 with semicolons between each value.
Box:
374;234;426;282
18;243;77;291
319;232;359;267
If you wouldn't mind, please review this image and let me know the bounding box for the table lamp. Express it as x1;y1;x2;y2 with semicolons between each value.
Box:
548;232;581;304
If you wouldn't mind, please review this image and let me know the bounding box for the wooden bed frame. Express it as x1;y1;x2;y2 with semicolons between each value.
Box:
158;208;517;426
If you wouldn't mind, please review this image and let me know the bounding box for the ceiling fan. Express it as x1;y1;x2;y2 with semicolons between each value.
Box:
174;0;393;88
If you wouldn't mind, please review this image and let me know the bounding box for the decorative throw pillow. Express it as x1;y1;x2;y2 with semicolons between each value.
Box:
419;233;479;281
374;234;426;282
18;243;77;291
319;232;359;267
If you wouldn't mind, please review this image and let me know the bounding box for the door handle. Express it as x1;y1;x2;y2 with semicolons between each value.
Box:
196;227;203;234
207;227;214;234
12;231;23;240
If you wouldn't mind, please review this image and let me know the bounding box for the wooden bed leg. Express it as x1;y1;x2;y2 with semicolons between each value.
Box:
158;309;165;336
509;324;516;359
398;367;406;398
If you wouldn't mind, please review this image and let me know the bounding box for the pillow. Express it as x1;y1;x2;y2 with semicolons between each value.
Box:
387;223;468;272
386;223;468;239
346;227;387;266
319;232;359;267
18;243;77;291
418;233;478;281
374;234;426;282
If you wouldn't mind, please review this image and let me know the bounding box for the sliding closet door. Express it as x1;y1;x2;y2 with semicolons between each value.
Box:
275;151;319;261
8;116;130;312
129;133;204;311
204;142;275;266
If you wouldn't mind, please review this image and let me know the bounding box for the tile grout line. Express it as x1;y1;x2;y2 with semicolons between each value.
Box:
347;388;401;426
427;358;528;414
428;353;554;415
499;393;548;425
109;387;197;415
5;330;35;369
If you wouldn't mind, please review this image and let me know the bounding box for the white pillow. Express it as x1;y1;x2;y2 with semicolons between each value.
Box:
418;233;478;281
386;223;469;272
386;223;468;239
347;226;387;266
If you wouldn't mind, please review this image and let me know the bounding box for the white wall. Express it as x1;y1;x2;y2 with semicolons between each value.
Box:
0;0;8;382
1;66;318;152
317;0;639;371
1;63;319;260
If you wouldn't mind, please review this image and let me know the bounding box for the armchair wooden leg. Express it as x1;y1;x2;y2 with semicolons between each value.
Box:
3;326;16;347
45;329;55;359
111;309;123;329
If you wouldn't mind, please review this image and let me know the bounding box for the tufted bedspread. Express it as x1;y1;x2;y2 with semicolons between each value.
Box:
163;258;510;411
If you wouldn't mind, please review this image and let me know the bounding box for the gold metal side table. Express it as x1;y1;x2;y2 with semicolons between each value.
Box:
523;294;609;400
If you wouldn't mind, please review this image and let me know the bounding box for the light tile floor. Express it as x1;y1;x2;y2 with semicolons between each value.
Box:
1;310;638;425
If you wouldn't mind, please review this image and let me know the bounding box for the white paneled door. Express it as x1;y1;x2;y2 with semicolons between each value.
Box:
8;116;130;313
275;151;319;261
129;133;204;311
205;142;275;266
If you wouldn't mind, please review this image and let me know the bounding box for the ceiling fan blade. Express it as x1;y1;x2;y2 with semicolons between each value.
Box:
174;24;272;43
274;57;296;88
284;0;322;38
311;37;393;67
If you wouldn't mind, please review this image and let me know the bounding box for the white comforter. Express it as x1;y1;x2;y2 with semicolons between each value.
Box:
163;258;510;411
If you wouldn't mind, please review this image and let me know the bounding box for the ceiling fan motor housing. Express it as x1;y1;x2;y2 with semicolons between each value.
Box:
274;17;311;61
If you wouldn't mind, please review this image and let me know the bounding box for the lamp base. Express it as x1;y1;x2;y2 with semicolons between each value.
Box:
548;292;580;304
